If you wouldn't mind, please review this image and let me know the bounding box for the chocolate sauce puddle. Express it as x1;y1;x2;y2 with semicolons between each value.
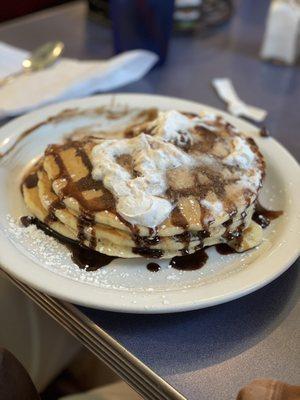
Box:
259;126;270;137
215;243;237;255
20;216;116;271
169;248;208;271
252;202;283;229
23;172;38;189
147;263;160;272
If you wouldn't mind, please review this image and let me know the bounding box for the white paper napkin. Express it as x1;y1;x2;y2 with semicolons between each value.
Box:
212;78;267;122
0;42;158;118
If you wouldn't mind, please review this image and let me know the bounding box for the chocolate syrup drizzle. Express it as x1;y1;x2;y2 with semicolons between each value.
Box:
252;202;283;229
0;106;159;160
44;199;66;225
43;140;117;250
18;114;280;273
215;243;236;255
132;247;163;258
0;109;82;160
20;198;283;272
20;216;116;271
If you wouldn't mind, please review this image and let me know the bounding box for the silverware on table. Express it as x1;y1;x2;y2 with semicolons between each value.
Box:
0;41;64;87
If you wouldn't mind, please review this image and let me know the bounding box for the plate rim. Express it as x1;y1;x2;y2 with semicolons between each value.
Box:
0;93;299;313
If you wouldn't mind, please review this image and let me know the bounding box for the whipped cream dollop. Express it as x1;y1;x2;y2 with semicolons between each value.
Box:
223;136;255;169
91;132;195;227
148;110;217;148
91;110;261;228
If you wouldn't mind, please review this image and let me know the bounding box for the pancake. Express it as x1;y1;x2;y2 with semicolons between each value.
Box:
21;109;265;258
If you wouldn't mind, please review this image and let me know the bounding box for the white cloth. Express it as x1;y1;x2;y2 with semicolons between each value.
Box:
0;273;80;391
212;78;267;122
59;381;142;400
0;42;158;118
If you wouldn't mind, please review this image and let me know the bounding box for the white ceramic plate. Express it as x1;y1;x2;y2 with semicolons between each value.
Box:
0;94;299;313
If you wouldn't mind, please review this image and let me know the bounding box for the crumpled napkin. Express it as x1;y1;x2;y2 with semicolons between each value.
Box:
212;78;267;122
0;42;158;119
59;381;142;400
237;379;300;400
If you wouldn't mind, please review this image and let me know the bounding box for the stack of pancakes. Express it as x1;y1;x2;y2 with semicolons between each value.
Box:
21;109;265;258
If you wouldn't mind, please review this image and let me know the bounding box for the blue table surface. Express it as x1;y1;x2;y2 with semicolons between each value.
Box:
1;1;299;399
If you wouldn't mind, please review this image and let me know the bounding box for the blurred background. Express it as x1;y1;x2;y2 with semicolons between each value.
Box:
1;0;73;22
0;0;233;29
1;0;235;67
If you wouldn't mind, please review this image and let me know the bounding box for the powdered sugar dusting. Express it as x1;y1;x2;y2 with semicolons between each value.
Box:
4;214;262;292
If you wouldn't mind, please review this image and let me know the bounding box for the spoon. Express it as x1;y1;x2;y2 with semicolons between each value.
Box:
0;41;64;87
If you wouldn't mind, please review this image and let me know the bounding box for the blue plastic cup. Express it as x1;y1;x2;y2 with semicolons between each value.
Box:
110;0;175;65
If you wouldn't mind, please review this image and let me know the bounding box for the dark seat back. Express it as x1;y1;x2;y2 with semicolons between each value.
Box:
0;347;40;400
